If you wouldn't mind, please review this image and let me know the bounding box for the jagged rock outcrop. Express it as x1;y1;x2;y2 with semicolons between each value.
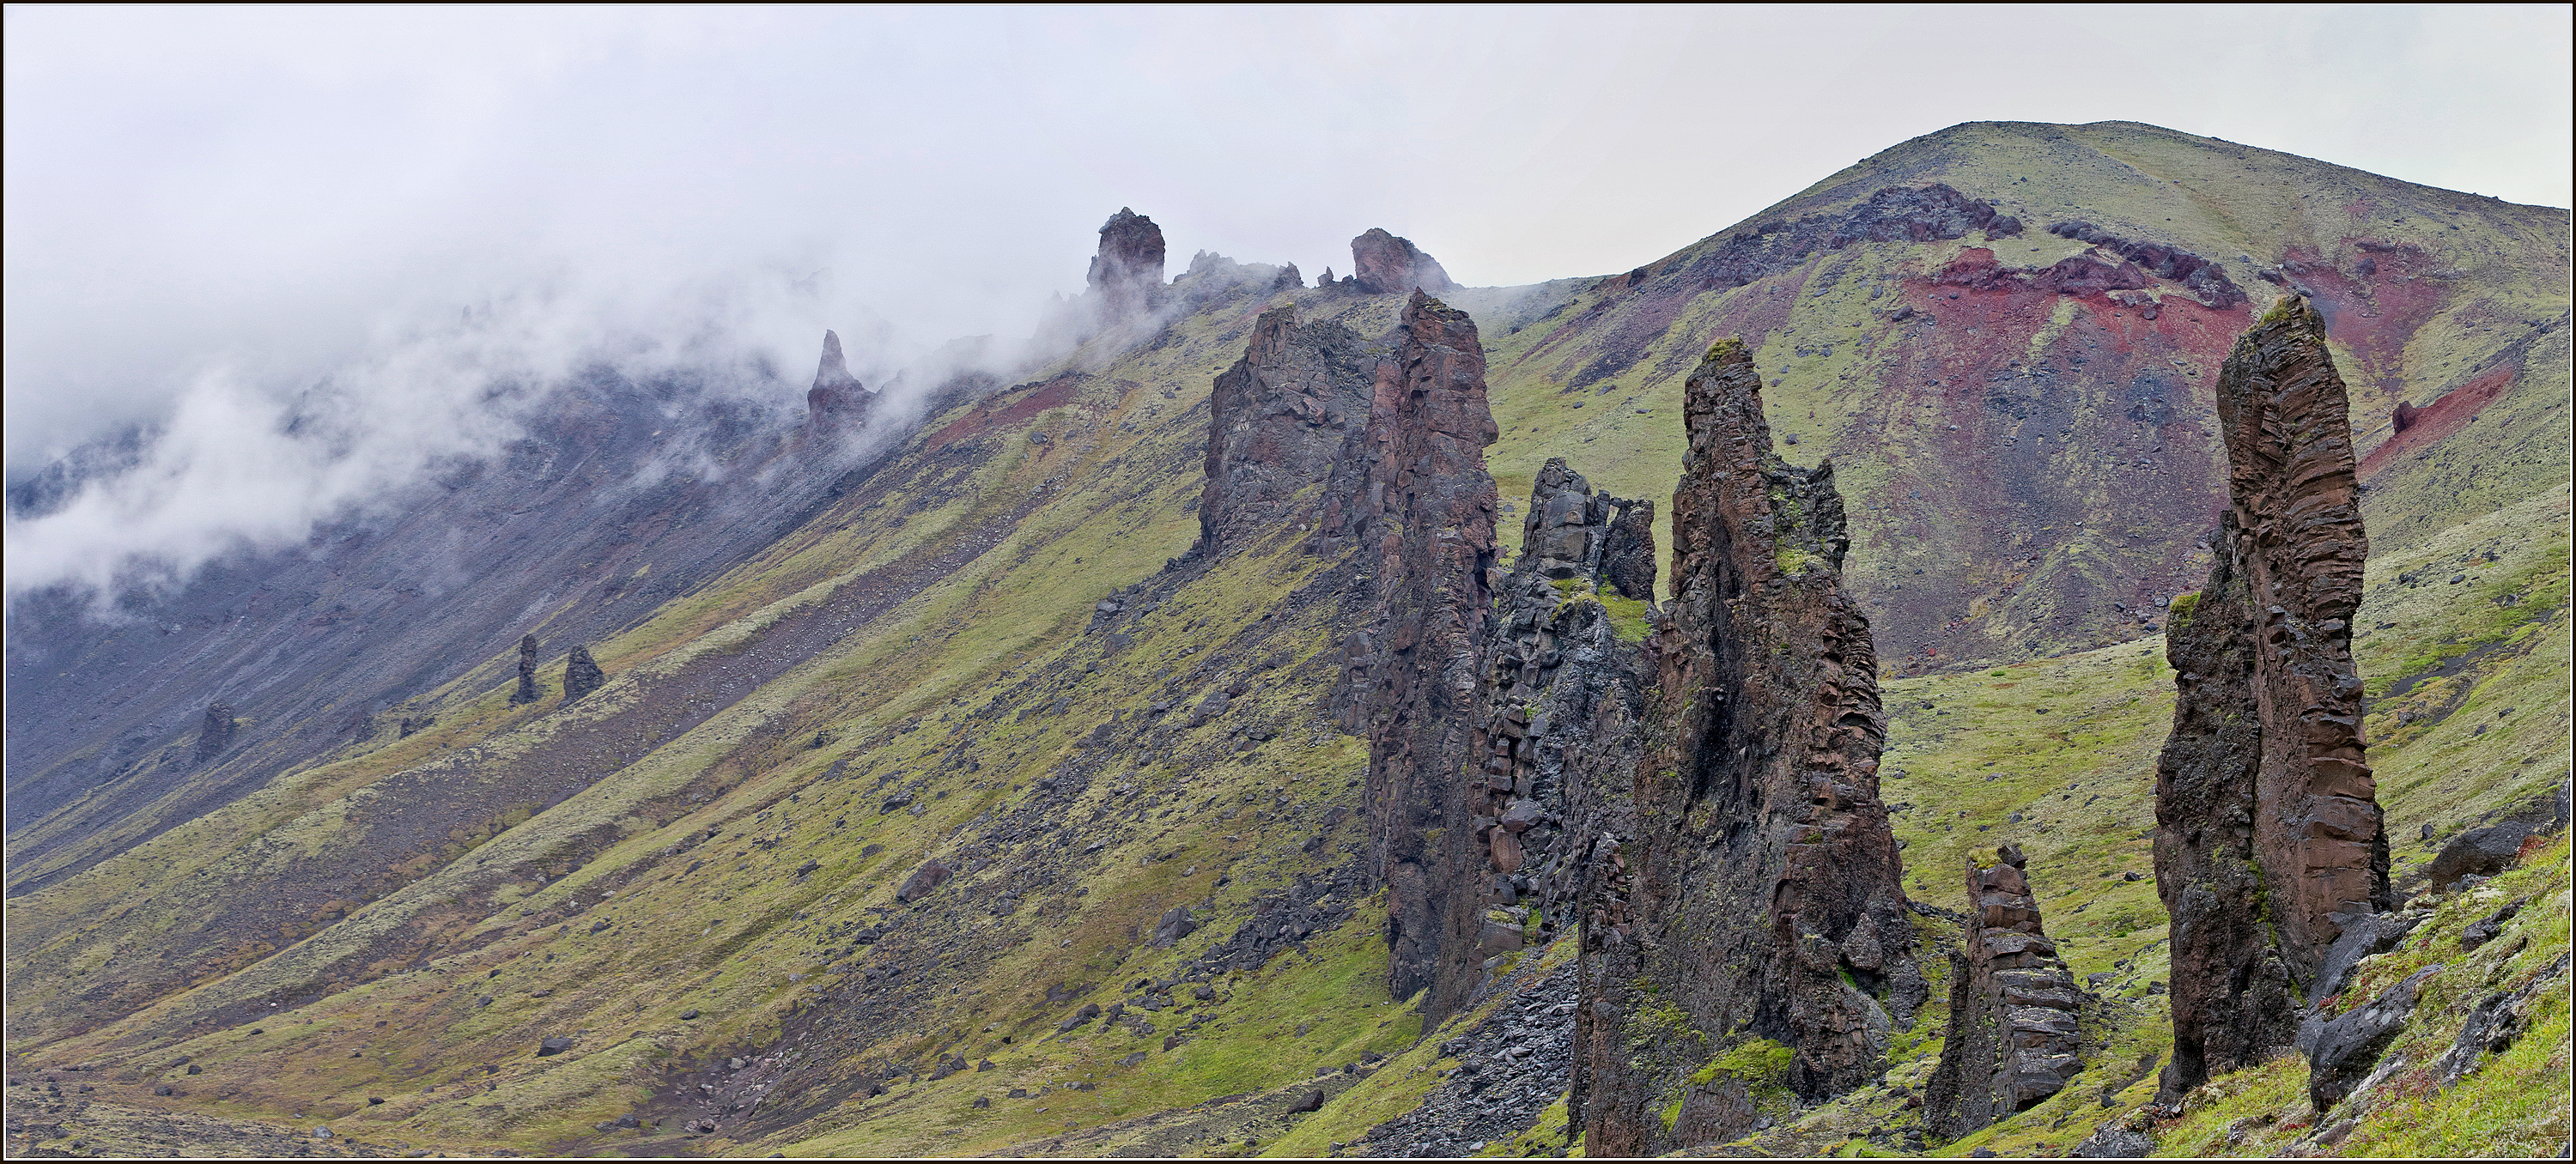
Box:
2048;221;2247;308
1197;306;1377;553
1455;460;1654;976
561;646;605;706
1087;208;1166;315
509;635;542;706
806;330;873;431
193;702;236;763
1924;845;2085;1137
1349;228;1457;295
2153;294;2385;1098
1330;292;1499;1019
1578;339;1917;1155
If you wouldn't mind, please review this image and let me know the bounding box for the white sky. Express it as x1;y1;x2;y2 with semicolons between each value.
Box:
3;3;2568;591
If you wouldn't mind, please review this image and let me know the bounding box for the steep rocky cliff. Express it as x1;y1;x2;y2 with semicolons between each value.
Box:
1197;306;1377;553
1578;339;1918;1155
2153;294;2386;1097
1923;845;2084;1137
1336;292;1501;1020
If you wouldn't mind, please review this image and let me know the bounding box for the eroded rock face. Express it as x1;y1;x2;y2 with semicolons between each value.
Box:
1198;306;1377;553
194;702;236;763
1578;340;1916;1155
807;330;873;431
2153;294;2385;1098
509;635;541;706
1350;228;1457;295
1333;292;1499;1019
1456;459;1654;1001
1924;846;2085;1137
1088;208;1166;315
562;646;605;706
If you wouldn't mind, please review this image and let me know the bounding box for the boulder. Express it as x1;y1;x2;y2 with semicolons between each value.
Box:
896;859;951;903
2430;822;2537;891
2310;966;2440;1110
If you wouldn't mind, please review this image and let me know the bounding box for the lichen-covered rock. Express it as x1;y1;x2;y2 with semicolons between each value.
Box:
1198;306;1376;554
561;646;605;706
1924;846;2085;1137
1349;228;1457;295
1577;339;1915;1155
2153;295;2385;1098
1088;207;1166;316
806;329;873;431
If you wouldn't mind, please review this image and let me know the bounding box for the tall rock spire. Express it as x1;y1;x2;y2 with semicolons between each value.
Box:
1087;207;1167;316
1337;292;1499;1018
509;634;542;706
807;330;873;432
2153;294;2385;1097
1577;339;1917;1154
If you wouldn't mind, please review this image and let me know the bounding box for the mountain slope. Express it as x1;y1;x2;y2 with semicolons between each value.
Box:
3;121;2566;1159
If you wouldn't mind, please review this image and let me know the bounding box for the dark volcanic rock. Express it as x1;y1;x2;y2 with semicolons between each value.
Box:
193;702;236;763
561;646;605;705
806;329;874;431
1455;458;1656;1019
1088;208;1167;316
2153;295;2385;1099
1349;228;1457;295
1925;846;2085;1137
1198;306;1377;554
2429;821;2539;892
509;635;542;706
1578;339;1915;1155
2308;966;2439;1111
2047;221;2248;308
1332;292;1499;1020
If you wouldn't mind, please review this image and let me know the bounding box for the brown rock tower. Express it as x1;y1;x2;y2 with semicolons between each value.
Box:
2153;294;2385;1097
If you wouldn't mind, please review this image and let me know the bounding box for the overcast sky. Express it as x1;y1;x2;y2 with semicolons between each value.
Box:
4;4;2569;595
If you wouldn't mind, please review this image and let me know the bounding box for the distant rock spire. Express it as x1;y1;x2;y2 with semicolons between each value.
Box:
807;330;873;432
1087;208;1166;315
562;646;605;706
1349;228;1456;294
194;701;236;762
509;635;542;705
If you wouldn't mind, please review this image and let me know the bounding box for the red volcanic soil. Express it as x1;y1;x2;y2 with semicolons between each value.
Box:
2358;363;2514;479
926;374;1083;450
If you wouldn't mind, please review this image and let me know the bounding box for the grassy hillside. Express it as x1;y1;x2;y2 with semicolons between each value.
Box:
3;120;2566;1159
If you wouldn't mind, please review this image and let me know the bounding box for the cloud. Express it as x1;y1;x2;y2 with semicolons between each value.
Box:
4;5;2567;597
